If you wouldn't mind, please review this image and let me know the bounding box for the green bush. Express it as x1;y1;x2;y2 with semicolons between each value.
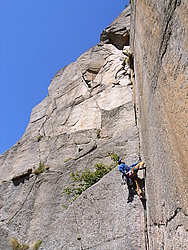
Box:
10;238;42;250
109;153;119;166
126;52;134;69
34;163;49;175
63;153;119;204
31;240;42;250
63;163;114;203
10;238;29;250
62;204;68;210
2;180;8;184
64;158;72;163
37;135;42;142
96;129;101;139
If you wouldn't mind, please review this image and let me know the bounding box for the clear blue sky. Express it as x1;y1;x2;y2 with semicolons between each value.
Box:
0;0;129;154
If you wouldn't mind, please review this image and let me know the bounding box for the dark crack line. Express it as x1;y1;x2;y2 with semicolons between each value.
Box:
133;102;138;126
60;103;75;127
61;83;85;128
40;122;46;137
115;66;126;79
81;74;92;91
74;143;97;161
73;206;84;250
46;136;59;163
7;175;38;224
159;0;178;62
175;223;183;231
31;115;46;124
144;204;149;250
134;61;148;249
38;136;42;164
152;0;179;93
150;207;182;229
166;207;182;226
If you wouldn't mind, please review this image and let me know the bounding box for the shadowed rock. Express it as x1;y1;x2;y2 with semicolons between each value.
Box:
100;5;131;49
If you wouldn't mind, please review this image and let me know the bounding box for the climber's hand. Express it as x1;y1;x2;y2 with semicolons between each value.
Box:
140;161;145;167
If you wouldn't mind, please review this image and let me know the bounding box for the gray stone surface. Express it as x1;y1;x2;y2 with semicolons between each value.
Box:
100;5;131;49
0;8;145;249
0;43;133;182
1;2;186;249
43;169;143;250
131;0;188;249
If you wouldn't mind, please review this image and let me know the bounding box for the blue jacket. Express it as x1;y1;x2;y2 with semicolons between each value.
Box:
119;162;139;175
129;162;139;170
119;163;130;175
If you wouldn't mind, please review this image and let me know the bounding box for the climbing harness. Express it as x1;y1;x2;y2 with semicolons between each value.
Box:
127;168;134;178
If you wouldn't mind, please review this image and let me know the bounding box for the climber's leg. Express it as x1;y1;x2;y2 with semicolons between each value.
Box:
133;176;143;196
121;173;126;185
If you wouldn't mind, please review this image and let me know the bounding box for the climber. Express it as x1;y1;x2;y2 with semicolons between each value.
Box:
118;158;131;185
118;159;146;197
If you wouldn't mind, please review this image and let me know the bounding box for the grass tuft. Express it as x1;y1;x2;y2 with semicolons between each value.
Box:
37;135;42;142
31;240;42;250
10;238;29;250
34;163;49;175
96;129;101;139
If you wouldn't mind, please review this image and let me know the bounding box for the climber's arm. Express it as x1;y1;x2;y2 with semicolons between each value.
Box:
129;162;139;168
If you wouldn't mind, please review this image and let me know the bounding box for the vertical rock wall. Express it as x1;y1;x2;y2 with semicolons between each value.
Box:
130;0;188;249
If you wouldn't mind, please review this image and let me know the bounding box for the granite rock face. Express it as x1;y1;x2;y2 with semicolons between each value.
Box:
131;0;188;249
100;5;130;49
0;43;134;183
1;2;187;249
0;7;145;249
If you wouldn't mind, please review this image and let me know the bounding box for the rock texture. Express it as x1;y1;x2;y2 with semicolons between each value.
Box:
1;2;187;249
0;7;147;249
100;5;130;49
131;0;188;249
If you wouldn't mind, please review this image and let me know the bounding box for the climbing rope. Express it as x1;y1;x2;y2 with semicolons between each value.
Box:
139;194;142;250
